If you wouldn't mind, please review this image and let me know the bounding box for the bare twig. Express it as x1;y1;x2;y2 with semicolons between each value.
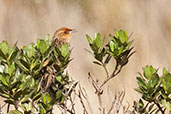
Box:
79;84;93;114
106;90;126;114
0;105;2;114
98;93;104;114
88;73;103;94
7;104;10;113
88;72;104;114
122;102;131;114
100;65;122;89
1;103;6;110
153;100;165;114
78;90;88;114
56;81;78;114
58;104;74;114
102;62;109;78
107;92;117;114
69;95;76;114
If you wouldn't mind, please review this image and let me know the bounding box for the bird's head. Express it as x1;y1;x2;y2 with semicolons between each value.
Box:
53;27;77;43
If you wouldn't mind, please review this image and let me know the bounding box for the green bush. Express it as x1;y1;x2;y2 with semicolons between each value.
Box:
0;29;170;114
134;65;171;114
0;35;72;114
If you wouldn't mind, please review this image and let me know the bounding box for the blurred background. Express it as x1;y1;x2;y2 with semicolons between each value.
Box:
0;0;171;113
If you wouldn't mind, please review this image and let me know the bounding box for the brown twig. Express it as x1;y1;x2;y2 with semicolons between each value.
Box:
153;100;165;114
57;81;78;114
79;84;93;114
69;95;76;114
101;62;109;78
88;72;104;114
107;92;117;114
78;90;88;114
100;65;122;89
106;90;126;114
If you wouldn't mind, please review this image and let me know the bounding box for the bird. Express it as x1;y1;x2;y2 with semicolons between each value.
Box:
43;27;76;91
52;27;77;48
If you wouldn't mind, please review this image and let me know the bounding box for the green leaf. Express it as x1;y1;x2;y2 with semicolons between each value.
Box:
118;30;128;43
139;99;144;108
94;33;104;49
22;102;33;112
163;67;168;75
118;46;124;56
90;44;98;52
0;65;4;73
109;41;115;52
42;93;51;104
17;59;29;72
8;50;20;63
56;90;63;100
37;39;49;54
104;55;112;64
23;43;35;58
161;99;171;110
114;30;119;38
0;75;9;86
56;75;64;84
14;90;23;100
8;63;15;76
136;77;147;90
60;95;65;103
33;92;41;102
39;103;46;114
162;73;171;94
0;49;6;60
45;34;51;45
60;44;69;57
109;34;114;41
86;34;93;44
143;65;156;79
8;43;19;62
0;41;10;55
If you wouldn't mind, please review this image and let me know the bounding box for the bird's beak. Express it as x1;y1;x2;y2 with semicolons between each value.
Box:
70;29;77;34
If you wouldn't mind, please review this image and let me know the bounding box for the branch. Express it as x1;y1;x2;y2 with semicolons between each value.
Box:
107;90;125;114
100;65;122;89
101;62;109;78
69;95;76;114
78;90;89;114
79;84;93;114
88;72;104;114
153;100;165;114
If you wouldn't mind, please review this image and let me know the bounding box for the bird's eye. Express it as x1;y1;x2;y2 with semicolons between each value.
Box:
64;31;68;34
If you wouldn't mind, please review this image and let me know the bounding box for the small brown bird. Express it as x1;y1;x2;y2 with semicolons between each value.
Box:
52;27;77;48
44;27;76;91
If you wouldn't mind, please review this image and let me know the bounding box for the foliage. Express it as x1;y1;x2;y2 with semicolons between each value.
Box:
0;35;72;114
86;30;135;69
0;29;170;114
134;65;171;114
86;30;135;114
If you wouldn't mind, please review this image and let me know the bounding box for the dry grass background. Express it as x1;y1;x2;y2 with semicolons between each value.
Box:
0;0;171;113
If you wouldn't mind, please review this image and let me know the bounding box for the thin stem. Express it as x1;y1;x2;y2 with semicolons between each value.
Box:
69;95;76;114
79;85;93;114
78;90;88;114
153;100;164;114
97;93;104;114
101;62;109;78
100;66;122;89
7;104;10;113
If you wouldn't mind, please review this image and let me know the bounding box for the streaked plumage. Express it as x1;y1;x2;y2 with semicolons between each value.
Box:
44;27;76;91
